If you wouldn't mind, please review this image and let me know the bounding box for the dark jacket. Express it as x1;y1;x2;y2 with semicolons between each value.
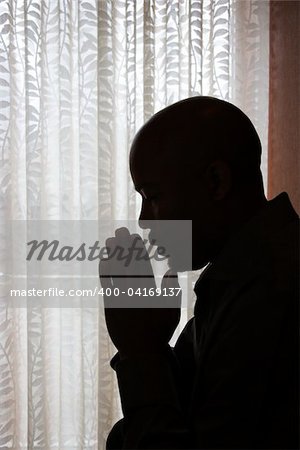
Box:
107;192;299;449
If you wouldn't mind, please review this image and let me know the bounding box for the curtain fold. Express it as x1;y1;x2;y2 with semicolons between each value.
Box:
0;1;269;448
268;0;300;214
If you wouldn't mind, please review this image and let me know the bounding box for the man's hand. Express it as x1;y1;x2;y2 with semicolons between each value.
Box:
99;227;181;358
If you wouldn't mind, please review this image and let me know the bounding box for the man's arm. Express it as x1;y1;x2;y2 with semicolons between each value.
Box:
107;346;194;449
107;277;298;449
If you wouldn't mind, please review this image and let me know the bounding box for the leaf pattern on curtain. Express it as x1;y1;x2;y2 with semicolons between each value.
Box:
0;0;269;448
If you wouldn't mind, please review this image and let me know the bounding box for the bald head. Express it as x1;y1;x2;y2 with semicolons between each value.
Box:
130;96;262;188
130;96;267;268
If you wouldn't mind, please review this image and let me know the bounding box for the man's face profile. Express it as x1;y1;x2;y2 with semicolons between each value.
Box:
129;97;265;271
129;123;215;271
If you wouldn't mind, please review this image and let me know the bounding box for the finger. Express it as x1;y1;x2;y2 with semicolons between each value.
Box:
115;227;131;239
115;228;129;252
105;237;115;258
115;228;133;257
131;233;149;260
131;233;143;242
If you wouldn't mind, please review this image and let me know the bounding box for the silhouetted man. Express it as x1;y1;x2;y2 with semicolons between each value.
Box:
99;97;299;449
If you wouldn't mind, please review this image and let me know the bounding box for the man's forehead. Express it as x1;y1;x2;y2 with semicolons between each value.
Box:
130;152;167;191
130;130;164;160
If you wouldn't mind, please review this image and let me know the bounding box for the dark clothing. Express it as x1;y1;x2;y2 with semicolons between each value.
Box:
107;193;299;449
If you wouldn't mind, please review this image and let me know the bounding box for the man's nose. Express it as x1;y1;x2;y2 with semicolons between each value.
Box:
138;200;154;229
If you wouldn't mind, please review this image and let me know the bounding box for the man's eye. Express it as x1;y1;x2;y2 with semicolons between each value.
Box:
141;192;158;202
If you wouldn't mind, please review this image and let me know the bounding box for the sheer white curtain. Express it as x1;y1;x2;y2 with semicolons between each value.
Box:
0;0;269;448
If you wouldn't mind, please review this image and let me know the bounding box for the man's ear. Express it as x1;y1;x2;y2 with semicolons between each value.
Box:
205;160;232;200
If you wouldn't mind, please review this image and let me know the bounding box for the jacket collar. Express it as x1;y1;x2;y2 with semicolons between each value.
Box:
194;192;298;292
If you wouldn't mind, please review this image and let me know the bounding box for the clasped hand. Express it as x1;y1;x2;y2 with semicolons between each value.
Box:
99;227;181;359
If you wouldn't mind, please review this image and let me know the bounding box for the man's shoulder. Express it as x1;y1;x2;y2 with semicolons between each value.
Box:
236;192;299;296
259;208;299;291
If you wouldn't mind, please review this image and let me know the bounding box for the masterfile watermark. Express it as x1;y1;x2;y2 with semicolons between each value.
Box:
10;286;182;298
26;237;169;265
2;220;192;307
